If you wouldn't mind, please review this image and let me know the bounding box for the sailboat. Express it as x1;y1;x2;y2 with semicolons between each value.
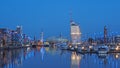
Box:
37;32;44;46
32;36;37;48
38;32;49;47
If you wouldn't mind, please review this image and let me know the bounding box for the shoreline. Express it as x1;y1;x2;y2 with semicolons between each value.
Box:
0;45;31;50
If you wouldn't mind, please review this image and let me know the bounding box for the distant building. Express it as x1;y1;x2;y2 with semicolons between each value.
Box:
22;34;30;45
115;35;120;44
70;21;81;45
104;26;108;44
0;28;8;34
0;28;11;46
46;37;68;44
16;26;23;44
16;26;22;34
0;26;30;46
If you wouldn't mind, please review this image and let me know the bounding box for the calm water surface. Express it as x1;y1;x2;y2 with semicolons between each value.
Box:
0;46;120;68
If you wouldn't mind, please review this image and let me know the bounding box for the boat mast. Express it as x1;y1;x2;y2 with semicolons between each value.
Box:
40;31;44;45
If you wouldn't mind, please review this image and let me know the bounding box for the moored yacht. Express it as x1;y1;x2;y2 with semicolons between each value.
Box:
98;44;109;54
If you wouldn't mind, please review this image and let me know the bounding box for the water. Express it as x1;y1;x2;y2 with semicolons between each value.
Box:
0;46;120;68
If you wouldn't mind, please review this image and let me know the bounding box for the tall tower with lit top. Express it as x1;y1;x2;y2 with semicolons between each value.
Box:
104;26;107;44
40;32;44;45
16;26;22;44
70;12;81;45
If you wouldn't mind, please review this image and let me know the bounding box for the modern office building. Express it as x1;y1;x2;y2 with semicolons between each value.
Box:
70;21;81;45
16;26;23;44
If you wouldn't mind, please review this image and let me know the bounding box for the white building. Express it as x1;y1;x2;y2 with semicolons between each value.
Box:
70;21;81;45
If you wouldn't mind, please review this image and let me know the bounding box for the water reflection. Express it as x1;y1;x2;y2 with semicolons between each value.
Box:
0;48;35;68
0;47;120;68
40;47;45;61
80;53;120;68
71;52;82;68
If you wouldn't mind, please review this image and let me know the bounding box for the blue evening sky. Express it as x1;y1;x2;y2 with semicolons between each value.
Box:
0;0;120;39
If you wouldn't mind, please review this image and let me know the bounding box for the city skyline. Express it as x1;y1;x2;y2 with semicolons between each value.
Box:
0;0;120;39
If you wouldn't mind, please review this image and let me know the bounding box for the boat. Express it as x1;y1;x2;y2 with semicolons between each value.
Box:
61;45;68;50
43;44;49;47
58;43;68;50
68;45;75;51
32;45;36;48
43;42;50;47
32;42;37;48
89;45;94;51
98;45;109;54
115;45;120;51
81;46;87;51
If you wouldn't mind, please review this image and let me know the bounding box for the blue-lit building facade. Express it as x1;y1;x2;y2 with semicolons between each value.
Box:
0;26;31;47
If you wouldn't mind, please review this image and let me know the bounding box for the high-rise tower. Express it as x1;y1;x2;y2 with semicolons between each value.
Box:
70;21;81;45
16;26;22;34
104;26;107;44
40;32;44;45
70;13;81;45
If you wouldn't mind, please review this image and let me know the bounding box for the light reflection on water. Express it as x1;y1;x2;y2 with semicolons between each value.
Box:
0;47;120;68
